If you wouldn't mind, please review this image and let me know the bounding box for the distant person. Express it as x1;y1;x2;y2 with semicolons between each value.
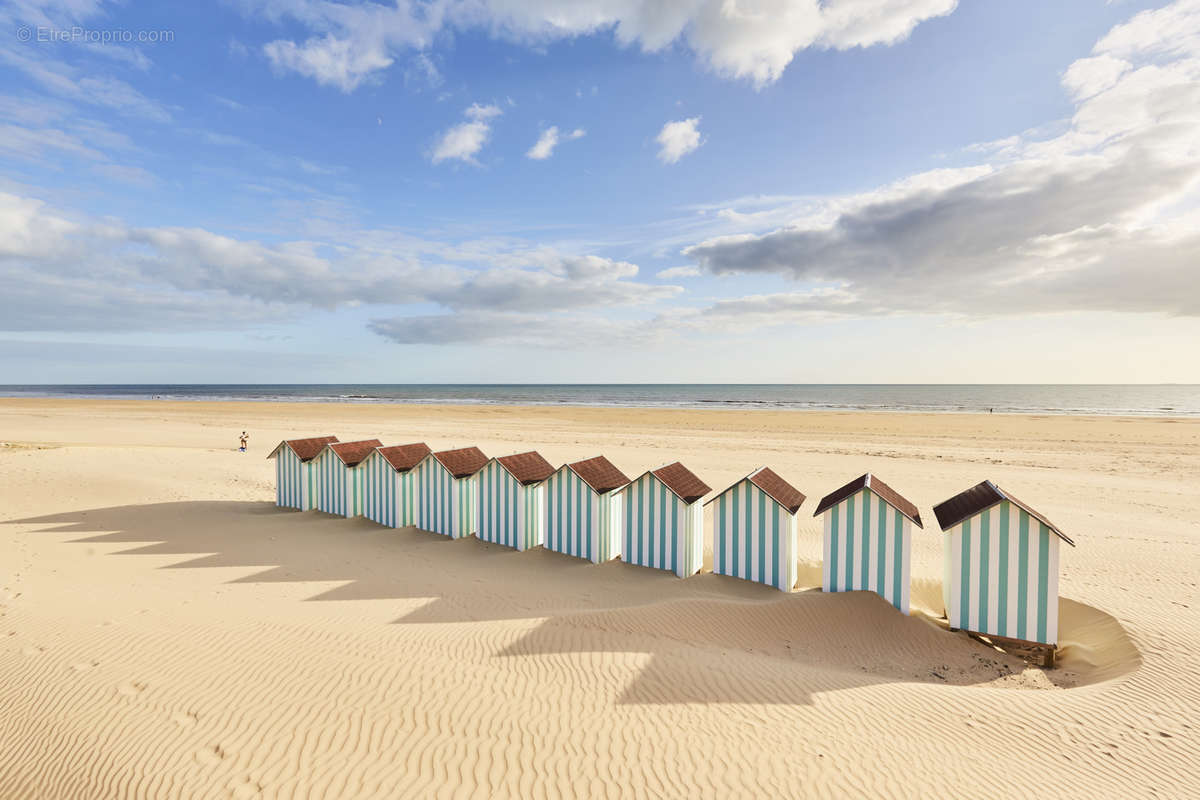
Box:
239;431;248;452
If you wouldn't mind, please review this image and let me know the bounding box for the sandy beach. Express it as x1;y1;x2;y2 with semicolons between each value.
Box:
0;398;1196;798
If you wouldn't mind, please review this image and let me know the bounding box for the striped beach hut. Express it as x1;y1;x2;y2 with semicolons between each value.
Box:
814;474;921;614
544;455;631;563
934;481;1075;658
266;435;338;510
361;442;432;528
705;467;806;592
617;462;711;578
311;439;382;518
412;446;488;539
476;451;556;551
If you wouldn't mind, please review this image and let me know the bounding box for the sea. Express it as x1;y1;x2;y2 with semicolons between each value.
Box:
1;384;1197;417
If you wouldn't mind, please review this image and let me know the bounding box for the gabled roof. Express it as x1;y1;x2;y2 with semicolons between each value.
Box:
496;451;556;485
374;442;432;473
705;466;806;515
429;446;489;479
322;439;383;467
267;435;338;462
618;461;710;504
812;473;922;528
933;480;1075;546
566;455;631;494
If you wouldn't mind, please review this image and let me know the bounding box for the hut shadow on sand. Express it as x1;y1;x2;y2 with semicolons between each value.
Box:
9;500;1141;705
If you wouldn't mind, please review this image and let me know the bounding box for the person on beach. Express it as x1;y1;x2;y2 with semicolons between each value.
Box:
239;431;248;452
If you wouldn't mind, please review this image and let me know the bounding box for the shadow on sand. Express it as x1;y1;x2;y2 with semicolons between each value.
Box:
9;500;1141;703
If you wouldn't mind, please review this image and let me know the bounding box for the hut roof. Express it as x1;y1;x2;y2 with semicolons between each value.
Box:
932;480;1075;546
706;466;806;515
432;446;489;478
567;455;631;494
267;435;338;462
812;473;923;528
375;442;432;473
624;461;710;504
326;439;383;467
496;451;556;485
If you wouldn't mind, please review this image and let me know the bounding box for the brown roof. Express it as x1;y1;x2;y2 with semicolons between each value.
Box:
376;442;432;473
812;474;922;528
496;451;556;485
567;455;631;494
432;446;489;479
650;461;711;504
268;435;338;462
933;481;1074;545
705;466;806;515
326;439;383;467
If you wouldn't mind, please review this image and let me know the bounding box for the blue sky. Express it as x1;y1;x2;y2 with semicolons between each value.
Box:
2;0;1198;383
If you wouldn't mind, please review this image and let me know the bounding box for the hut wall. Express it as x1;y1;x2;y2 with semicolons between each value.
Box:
476;461;544;551
942;500;1061;645
712;479;798;592
274;446;312;510
362;452;399;528
314;451;365;518
415;460;477;538
543;467;623;563
621;473;703;578
821;487;912;614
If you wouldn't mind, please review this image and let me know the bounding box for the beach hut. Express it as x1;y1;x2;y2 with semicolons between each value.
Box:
934;481;1075;662
616;462;710;578
361;443;432;528
814;474;921;614
311;439;383;518
476;451;556;551
544;455;631;563
705;467;806;592
266;435;338;510
412;446;488;538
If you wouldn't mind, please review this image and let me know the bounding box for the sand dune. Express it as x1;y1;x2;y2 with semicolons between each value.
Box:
0;400;1195;798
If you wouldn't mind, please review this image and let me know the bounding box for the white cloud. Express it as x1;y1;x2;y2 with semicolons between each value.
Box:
656;265;700;279
656;117;703;163
680;0;1200;323
526;125;585;159
431;103;503;165
239;0;957;90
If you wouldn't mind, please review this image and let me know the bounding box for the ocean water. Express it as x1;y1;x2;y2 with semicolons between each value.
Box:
1;384;1198;416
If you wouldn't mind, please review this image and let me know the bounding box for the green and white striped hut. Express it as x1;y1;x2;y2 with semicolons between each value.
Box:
476;451;556;551
814;474;921;614
412;446;488;539
544;455;631;563
311;439;382;518
361;442;432;528
705;467;806;592
616;462;711;578
934;481;1075;651
266;435;338;510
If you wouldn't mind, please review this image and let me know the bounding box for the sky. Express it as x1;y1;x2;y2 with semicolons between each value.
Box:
1;0;1198;384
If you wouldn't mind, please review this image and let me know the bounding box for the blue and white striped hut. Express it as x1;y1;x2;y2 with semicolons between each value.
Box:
311;439;382;518
616;462;711;578
705;467;806;592
266;435;338;510
476;451;556;551
814;474;921;614
934;481;1075;658
544;455;631;563
412;446;488;539
361;442;432;528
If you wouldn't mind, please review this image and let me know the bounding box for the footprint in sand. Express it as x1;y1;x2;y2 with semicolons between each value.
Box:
171;711;198;727
21;646;44;656
230;778;263;799
117;681;147;696
69;660;100;672
194;744;228;766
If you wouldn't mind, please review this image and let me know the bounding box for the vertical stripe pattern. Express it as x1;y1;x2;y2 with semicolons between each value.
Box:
476;461;545;551
313;450;365;518
712;479;797;592
944;501;1061;645
272;447;315;510
820;488;911;614
414;459;477;539
620;474;702;578
543;467;622;563
362;451;400;528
